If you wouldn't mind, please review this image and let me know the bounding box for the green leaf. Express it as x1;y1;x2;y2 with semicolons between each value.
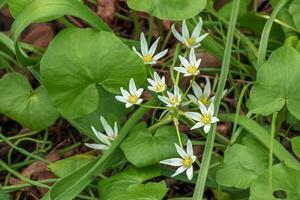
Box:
41;28;146;119
289;0;300;29
216;136;268;189
0;73;59;130
127;0;206;20
291;136;300;157
98;166;168;200
217;0;251;19
48;154;95;178
250;46;300;118
8;0;32;18
250;163;300;200
0;186;10;200
121;123;187;168
219;114;300;169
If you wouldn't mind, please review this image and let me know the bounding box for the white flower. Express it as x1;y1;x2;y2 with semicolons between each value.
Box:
160;139;196;180
174;48;201;76
115;78;143;108
172;17;209;48
147;72;166;93
132;32;168;64
158;86;182;107
85;116;118;150
185;102;219;133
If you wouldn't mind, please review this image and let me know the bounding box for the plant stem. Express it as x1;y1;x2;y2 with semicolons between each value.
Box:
192;1;240;199
269;112;278;188
173;117;183;148
148;115;172;133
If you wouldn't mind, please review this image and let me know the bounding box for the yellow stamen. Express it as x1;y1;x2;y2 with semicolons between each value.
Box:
182;156;193;167
186;38;195;46
199;97;209;106
201;114;211;125
155;83;165;92
143;54;152;63
170;97;178;105
187;65;198;75
128;95;138;104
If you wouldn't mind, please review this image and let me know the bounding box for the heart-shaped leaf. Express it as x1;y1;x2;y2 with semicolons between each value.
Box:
127;0;207;20
250;46;300;119
0;73;59;130
121;123;187;168
250;163;300;200
216;136;268;189
98;166;168;200
41;28;146;119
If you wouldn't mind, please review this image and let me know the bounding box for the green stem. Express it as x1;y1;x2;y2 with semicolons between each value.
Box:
192;1;240;199
131;10;141;38
257;0;289;68
139;104;168;110
173;117;183;148
148;115;172;133
269;112;278;188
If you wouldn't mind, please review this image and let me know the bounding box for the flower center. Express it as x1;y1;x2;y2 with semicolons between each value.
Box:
182;156;193;167
143;54;152;63
170;97;178;106
201;114;211;125
187;65;197;75
186;38;195;46
199;97;209;106
128;95;138;104
155;83;165;92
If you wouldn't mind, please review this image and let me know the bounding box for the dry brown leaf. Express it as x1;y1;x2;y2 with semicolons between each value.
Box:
97;0;117;24
22;23;54;48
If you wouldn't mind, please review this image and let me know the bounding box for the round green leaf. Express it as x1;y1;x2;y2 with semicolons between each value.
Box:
0;73;59;131
127;0;207;20
121;123;187;168
250;163;300;200
41;28;146;119
289;0;300;29
250;46;300;118
291;136;300;157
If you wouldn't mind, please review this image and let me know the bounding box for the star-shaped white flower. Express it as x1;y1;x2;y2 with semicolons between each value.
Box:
160;139;196;180
85;116;118;150
172;17;209;48
115;78;143;108
147;72;166;93
185;102;219;133
158;86;182;107
174;48;201;76
132;32;168;64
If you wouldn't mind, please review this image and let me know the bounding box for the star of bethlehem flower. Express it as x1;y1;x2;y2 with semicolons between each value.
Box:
171;17;209;48
132;32;168;64
115;78;143;108
147;72;166;93
174;48;201;76
185;102;219;133
158;86;182;107
85;116;118;150
160;139;196;180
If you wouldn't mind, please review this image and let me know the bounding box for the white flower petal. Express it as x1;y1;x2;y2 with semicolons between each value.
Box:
171;24;185;44
158;95;171;105
140;32;148;55
208;103;214;115
204;124;211;133
149;37;160;56
199;102;208;115
91;126;111;145
195;33;209;44
203;77;211;98
137;98;143;105
129;78;137;94
186;167;194;180
152;49;168;61
100;116;114;138
175;143;187;158
174;67;187;74
136;88;144;98
191;82;203;99
132;46;143;59
125;102;133;108
186;139;193;156
113;122;118;138
120;87;130;98
85;143;108;150
185;112;202;121
182;20;190;39
191;122;204;130
160;158;183;166
179;55;190;68
211;116;219;123
171;166;187;177
115;96;128;103
189;48;197;64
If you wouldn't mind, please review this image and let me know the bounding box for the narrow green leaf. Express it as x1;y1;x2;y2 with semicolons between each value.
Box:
0;186;10;200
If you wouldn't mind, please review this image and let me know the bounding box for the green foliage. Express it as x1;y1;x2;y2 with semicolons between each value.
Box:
121;123;187;168
0;186;10;200
127;0;206;20
0;73;59;130
289;0;300;29
98;166;168;200
291;136;300;157
250;163;300;200
41;28;146;119
250;46;300;118
217;0;251;19
7;0;32;17
48;154;95;178
216;136;268;189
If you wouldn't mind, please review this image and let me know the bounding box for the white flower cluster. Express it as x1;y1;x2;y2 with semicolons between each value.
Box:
87;18;225;181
